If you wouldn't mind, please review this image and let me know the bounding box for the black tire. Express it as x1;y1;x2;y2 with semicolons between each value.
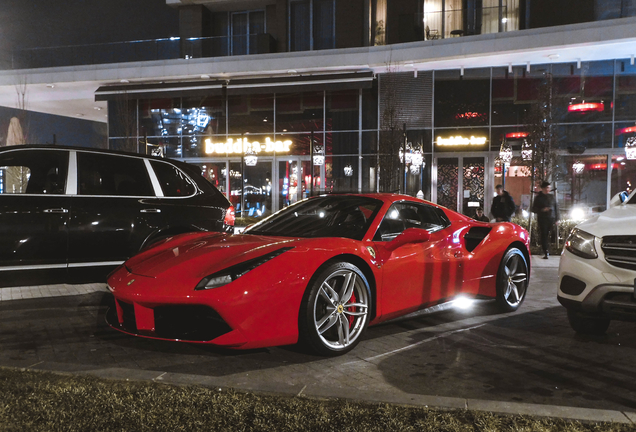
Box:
299;262;371;356
567;309;610;335
495;247;529;312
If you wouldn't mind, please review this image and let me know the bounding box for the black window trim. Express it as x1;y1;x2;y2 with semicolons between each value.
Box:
0;147;71;197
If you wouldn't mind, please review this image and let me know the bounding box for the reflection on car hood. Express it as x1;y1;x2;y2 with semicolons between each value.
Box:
576;204;636;238
125;232;297;278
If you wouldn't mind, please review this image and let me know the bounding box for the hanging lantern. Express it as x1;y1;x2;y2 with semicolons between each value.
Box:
244;149;258;167
344;164;354;177
409;164;420;174
521;139;533;161
572;161;585;174
313;144;325;166
626;137;636;160
411;151;423;168
499;141;513;164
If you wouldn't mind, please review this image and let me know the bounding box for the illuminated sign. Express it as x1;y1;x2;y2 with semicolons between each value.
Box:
505;132;529;139
568;102;604;112
437;136;487;146
205;137;291;155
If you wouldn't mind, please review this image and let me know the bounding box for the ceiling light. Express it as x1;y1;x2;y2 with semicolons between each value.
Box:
46;84;55;88
287;69;297;74
76;113;85;117
548;54;560;60
93;107;102;110
120;79;129;83
201;74;210;79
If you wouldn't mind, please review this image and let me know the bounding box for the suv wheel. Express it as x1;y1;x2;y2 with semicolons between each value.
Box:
567;309;610;335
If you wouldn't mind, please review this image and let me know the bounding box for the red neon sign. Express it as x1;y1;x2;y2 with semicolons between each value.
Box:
505;132;529;139
616;126;636;136
568;102;604;112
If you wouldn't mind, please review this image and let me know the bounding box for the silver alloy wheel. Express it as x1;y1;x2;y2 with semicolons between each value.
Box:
502;252;528;307
312;269;369;350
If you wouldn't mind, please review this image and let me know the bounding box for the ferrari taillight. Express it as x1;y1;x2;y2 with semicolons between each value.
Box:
224;206;235;226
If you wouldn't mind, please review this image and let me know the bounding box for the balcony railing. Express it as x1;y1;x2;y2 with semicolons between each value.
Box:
9;34;277;70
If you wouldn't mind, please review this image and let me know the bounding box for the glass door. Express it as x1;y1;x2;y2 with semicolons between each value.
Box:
277;157;317;212
435;156;485;216
230;159;273;219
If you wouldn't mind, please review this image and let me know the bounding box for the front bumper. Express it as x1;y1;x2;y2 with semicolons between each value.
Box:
558;246;636;320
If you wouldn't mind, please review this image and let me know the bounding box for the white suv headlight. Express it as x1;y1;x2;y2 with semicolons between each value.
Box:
565;228;598;259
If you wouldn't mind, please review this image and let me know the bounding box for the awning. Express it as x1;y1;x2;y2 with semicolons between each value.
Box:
95;81;224;101
225;72;375;95
94;72;375;101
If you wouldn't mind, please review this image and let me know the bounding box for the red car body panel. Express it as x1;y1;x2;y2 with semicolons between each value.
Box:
107;194;530;350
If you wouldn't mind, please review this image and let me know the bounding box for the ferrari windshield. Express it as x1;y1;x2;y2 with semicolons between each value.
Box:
244;196;383;240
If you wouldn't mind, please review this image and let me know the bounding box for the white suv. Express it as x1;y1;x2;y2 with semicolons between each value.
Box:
558;190;636;334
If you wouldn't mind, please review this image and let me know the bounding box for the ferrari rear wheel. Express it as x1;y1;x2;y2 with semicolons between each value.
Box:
495;247;528;312
300;262;371;356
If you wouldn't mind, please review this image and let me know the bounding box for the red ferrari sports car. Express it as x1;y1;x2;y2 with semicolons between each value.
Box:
107;194;530;356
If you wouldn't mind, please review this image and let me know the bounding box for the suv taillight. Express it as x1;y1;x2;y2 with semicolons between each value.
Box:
224;206;235;226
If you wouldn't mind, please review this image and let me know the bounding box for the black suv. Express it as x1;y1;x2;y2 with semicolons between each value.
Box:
0;145;233;287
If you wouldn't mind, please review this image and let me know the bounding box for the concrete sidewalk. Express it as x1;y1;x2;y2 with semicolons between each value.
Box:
2;255;634;425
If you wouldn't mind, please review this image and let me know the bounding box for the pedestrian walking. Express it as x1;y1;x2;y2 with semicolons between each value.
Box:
491;184;516;222
532;180;559;259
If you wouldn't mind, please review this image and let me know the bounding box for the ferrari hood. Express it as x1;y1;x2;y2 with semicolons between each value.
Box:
125;233;297;278
575;204;636;238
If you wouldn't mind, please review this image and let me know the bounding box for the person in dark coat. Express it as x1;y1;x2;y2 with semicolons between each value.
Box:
532;180;559;259
474;207;490;222
491;184;515;222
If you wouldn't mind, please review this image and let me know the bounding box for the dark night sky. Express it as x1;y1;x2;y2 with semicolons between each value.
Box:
0;0;179;59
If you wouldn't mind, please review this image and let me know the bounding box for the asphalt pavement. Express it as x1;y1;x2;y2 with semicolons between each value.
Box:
1;255;636;425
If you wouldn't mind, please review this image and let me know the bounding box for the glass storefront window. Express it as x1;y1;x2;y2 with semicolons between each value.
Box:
555;123;612;151
326;90;359;131
434;69;490;127
326;132;358;155
615;121;636;149
228;94;274;134
616;58;636;121
491;66;544;126
189;162;227;196
108;98;137;138
552;61;614;123
362;87;378;130
554;155;608;221
362;131;378;154
139;98;181;139
275;92;324;133
326;156;358;193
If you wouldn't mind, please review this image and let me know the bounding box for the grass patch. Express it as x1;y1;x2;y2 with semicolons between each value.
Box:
0;367;631;432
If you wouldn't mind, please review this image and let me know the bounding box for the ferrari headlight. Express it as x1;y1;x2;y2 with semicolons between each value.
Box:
195;247;293;290
565;228;598;259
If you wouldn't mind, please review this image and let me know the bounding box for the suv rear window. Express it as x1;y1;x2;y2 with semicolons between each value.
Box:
78;152;153;196
0;150;68;195
150;160;196;197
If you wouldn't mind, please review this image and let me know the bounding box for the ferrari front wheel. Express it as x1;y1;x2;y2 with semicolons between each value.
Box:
495;247;528;312
300;262;371;356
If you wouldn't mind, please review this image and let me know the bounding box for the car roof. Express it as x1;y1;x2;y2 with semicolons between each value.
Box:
0;144;166;161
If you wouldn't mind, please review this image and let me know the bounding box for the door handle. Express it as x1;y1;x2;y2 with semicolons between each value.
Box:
43;208;69;214
140;208;161;213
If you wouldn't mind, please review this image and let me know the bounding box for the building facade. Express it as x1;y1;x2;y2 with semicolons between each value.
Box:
2;0;636;221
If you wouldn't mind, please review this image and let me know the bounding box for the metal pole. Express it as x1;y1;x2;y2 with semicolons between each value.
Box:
310;128;314;197
241;133;245;219
402;123;407;194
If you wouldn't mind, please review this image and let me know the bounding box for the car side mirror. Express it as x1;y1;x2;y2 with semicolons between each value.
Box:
385;228;431;252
